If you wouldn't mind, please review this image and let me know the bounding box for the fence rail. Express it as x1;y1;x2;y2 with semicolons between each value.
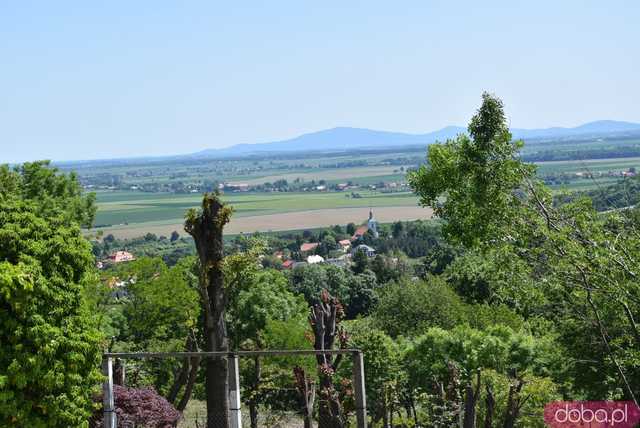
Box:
104;349;361;358
102;349;367;428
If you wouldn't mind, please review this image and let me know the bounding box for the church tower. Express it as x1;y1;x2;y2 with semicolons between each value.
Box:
367;208;379;238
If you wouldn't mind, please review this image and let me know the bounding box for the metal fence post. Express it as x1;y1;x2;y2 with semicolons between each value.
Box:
352;351;367;428
102;356;116;428
228;354;242;428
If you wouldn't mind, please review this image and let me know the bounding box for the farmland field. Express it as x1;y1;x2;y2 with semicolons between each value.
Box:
226;165;403;185
92;190;429;238
536;156;640;174
78;142;640;239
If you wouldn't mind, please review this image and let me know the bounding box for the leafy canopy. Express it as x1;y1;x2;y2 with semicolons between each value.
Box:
408;92;534;246
0;162;102;427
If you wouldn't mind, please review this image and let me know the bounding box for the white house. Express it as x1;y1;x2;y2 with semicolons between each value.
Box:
351;244;376;258
307;255;325;264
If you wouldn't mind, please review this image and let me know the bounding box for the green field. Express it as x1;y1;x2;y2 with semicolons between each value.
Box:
95;190;418;226
536;157;640;175
73;138;640;239
92;189;429;238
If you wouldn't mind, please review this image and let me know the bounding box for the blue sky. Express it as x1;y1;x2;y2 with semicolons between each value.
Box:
1;1;639;162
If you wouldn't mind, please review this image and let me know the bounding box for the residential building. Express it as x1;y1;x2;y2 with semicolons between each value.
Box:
282;260;295;270
300;242;319;253
107;250;135;263
338;239;351;251
307;255;325;264
352;244;376;258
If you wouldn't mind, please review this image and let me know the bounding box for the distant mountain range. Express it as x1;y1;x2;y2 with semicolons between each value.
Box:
196;120;640;158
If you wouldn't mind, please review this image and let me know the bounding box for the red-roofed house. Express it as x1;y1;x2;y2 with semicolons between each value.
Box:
300;242;319;253
338;239;351;251
282;260;295;270
351;225;369;241
107;251;135;263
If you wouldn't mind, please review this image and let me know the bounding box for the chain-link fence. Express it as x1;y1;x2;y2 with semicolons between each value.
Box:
99;350;366;428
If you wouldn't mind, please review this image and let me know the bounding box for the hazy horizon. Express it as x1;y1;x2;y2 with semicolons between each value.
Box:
2;1;639;163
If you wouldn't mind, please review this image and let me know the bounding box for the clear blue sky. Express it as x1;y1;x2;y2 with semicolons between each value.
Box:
1;1;638;163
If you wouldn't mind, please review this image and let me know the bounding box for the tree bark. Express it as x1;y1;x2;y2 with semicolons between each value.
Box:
168;357;190;404
294;366;316;428
309;290;347;428
113;358;125;386
463;370;481;428
502;375;524;428
177;356;201;412
185;193;233;428
483;385;495;428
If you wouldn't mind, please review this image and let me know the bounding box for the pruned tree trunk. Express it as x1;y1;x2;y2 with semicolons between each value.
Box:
294;366;316;428
463;370;481;428
502;373;524;428
484;385;495;428
309;289;348;428
114;358;125;386
185;193;233;428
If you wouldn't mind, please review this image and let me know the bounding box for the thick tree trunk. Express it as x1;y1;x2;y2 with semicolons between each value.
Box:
310;290;346;428
318;373;344;428
463;384;476;428
185;194;233;428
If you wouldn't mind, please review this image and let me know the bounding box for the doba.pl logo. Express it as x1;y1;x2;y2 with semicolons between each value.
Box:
544;401;640;427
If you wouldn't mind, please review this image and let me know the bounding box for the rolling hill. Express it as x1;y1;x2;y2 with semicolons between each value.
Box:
197;120;640;157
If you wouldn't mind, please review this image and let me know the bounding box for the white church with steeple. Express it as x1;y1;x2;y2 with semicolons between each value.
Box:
350;208;380;241
367;208;379;238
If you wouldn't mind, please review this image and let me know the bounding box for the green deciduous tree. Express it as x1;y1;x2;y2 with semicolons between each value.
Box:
409;92;640;402
373;276;466;338
405;325;563;427
0;162;102;427
344;325;403;427
227;267;307;428
408;92;534;247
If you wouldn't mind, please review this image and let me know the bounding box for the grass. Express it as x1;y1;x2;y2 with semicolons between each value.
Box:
179;399;301;428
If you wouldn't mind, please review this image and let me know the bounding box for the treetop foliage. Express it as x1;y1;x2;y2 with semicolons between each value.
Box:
0;161;97;228
0;161;102;427
408;92;535;246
